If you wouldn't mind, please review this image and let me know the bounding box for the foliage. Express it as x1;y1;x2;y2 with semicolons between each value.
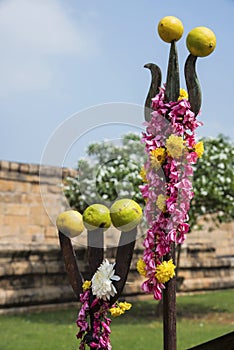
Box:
64;133;234;229
64;133;146;214
189;134;234;229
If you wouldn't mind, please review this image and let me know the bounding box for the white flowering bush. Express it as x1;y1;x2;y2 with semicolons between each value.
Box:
64;133;234;230
64;133;146;213
189;134;234;229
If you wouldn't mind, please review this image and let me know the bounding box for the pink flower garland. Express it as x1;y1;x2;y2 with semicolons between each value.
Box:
76;289;112;350
140;87;203;300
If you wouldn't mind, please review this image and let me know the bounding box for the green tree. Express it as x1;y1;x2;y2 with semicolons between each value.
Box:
189;134;234;229
64;133;146;214
64;133;234;229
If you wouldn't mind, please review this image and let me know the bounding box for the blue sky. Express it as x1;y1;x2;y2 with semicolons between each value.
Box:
1;0;233;168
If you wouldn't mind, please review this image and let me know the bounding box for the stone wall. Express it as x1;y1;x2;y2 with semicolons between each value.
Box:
178;218;234;291
0;243;77;308
0;160;78;309
0;160;77;245
0;160;233;310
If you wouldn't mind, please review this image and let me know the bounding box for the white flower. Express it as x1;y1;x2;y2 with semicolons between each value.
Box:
91;259;120;300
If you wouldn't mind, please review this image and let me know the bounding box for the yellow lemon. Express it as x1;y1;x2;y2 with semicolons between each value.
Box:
83;204;111;231
56;210;84;238
110;199;142;232
186;26;216;57
158;16;184;43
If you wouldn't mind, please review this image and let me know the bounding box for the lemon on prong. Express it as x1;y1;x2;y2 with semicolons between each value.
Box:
186;26;216;57
158;16;184;43
83;204;111;231
56;210;85;238
110;199;142;232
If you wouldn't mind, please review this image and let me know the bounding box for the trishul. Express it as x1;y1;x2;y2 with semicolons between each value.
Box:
58;38;202;314
144;39;203;350
144;40;202;121
58;38;203;350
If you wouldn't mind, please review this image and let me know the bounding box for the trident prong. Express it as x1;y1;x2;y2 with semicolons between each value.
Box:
184;54;202;116
145;43;202;118
144;63;162;122
58;226;137;305
165;41;180;103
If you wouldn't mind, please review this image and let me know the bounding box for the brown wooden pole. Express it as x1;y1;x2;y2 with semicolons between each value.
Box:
163;243;177;350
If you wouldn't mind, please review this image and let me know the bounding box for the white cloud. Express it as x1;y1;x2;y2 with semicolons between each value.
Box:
0;0;98;95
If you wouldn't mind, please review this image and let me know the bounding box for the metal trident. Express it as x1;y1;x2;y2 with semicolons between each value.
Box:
144;40;202;350
58;38;202;350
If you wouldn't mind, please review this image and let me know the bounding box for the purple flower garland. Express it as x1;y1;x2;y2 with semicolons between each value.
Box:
76;290;112;350
139;87;203;300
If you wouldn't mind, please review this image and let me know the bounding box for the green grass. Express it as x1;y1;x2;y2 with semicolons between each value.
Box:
0;290;233;350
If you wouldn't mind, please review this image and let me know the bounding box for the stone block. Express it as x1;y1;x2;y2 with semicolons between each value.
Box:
39;165;61;177
47;184;63;194
20;193;40;205
1;225;22;240
0;205;4;216
43;251;61;261
0;179;15;192
23;174;39;183
4;215;29;227
0;289;7;305
5;204;30;216
30;261;46;274
45;226;57;239
45;260;64;273
12;261;31;275
0;266;5;276
29;254;42;262
0;161;10;170
0;193;23;204
31;184;41;193
19;163;30;173
31;233;45;243
10;162;20;172
29;164;39;174
26;225;44;236
15;181;31;193
43;195;60;209
29;206;51;226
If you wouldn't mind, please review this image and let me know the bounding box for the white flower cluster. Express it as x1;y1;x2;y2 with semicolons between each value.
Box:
91;259;120;300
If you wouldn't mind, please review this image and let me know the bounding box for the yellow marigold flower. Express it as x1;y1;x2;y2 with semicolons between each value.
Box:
178;88;188;101
137;258;147;277
109;306;124;317
156;194;167;212
194;141;204;158
82;280;91;290
150;147;166;169
119;302;132;311
166;134;185;158
155;259;176;284
140;166;147;182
